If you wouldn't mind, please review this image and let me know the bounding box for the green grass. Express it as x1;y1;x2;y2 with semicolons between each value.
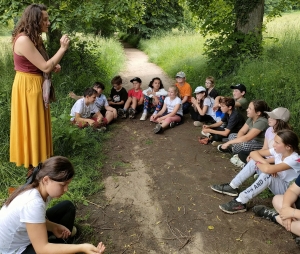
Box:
0;34;125;206
139;11;300;134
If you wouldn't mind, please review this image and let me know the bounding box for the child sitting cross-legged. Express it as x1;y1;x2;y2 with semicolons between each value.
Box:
211;129;300;214
70;88;106;130
69;82;117;126
118;77;144;119
140;77;168;121
152;85;183;134
201;97;245;145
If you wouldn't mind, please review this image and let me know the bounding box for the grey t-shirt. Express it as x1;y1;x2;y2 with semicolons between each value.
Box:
245;117;269;143
236;97;248;120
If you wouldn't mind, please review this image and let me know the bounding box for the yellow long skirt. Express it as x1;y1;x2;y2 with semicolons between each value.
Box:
10;71;53;168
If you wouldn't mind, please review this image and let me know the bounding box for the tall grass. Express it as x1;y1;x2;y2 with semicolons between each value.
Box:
0;35;125;205
139;12;300;133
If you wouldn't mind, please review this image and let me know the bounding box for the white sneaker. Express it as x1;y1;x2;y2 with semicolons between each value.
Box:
230;155;245;168
194;121;203;127
140;113;147;121
201;130;211;138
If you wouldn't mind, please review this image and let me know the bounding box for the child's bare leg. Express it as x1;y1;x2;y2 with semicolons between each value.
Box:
161;115;181;128
124;97;132;110
105;111;114;124
131;97;138;109
273;195;300;236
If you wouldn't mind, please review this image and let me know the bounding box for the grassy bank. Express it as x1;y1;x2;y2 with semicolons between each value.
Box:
139;11;300;134
0;35;125;205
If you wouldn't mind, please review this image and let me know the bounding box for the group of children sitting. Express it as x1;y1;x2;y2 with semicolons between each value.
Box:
69;71;300;245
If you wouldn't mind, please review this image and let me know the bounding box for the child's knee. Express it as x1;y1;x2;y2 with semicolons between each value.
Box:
272;195;283;211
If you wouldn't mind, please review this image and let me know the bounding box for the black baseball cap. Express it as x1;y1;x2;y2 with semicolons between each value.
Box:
230;84;246;93
130;77;142;83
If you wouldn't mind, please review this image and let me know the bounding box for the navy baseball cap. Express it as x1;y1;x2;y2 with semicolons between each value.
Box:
230;84;246;93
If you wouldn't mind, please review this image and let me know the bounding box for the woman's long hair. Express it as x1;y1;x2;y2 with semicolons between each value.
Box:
5;156;75;206
12;4;47;48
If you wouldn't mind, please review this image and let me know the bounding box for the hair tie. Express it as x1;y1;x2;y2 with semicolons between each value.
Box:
25;163;42;185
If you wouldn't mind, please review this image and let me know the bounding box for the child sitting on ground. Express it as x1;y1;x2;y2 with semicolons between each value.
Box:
211;129;300;214
118;77;144;119
108;75;128;110
214;84;248;121
70;88;106;130
217;100;270;156
69;82;117;125
201;97;245;144
140;77;168;121
231;107;292;167
205;76;218;99
253;173;300;246
152;85;183;134
175;71;192;114
190;86;218;126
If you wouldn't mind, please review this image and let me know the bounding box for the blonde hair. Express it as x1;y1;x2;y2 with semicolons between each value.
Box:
169;85;179;95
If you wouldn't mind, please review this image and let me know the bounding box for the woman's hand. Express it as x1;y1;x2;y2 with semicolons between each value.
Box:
53;64;61;73
60;34;70;51
52;224;71;239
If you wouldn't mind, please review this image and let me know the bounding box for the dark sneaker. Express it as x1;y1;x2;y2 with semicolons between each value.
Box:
153;124;163;134
217;144;233;153
219;199;247;214
117;108;124;117
211;183;238;196
169;122;176;128
252;205;278;221
128;108;136;119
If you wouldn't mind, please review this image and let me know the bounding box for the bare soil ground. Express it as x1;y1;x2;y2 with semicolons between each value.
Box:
77;44;299;253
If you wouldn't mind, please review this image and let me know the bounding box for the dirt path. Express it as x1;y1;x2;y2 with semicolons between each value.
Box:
77;45;298;253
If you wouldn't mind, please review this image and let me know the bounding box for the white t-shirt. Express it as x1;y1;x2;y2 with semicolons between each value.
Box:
142;87;168;98
70;98;99;121
265;127;276;149
164;96;183;116
269;148;300;182
0;189;49;254
203;97;217;121
95;94;109;110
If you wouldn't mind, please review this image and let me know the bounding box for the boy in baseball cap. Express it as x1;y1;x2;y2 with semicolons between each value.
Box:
175;71;192;114
213;83;248;121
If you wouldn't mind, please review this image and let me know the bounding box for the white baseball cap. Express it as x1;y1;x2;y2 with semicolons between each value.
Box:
194;86;206;94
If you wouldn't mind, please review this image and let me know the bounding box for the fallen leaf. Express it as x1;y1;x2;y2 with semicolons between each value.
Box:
208;225;214;230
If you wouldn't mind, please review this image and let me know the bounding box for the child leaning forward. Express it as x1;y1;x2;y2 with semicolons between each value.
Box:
152;85;183;134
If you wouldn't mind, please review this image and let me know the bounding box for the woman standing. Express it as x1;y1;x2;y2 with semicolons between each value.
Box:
10;4;70;172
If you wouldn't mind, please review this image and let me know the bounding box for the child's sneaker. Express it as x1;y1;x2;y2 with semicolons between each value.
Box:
194;121;203;127
140;113;147;121
169;122;176;128
252;205;278;221
117;108;124;117
153;124;163;134
217;144;233;153
97;127;106;132
201;130;211;138
230;154;245;168
128;108;135;119
211;141;222;147
211;183;239;196
219;199;247;214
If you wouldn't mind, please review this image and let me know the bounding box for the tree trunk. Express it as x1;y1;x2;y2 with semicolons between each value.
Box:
236;0;264;36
